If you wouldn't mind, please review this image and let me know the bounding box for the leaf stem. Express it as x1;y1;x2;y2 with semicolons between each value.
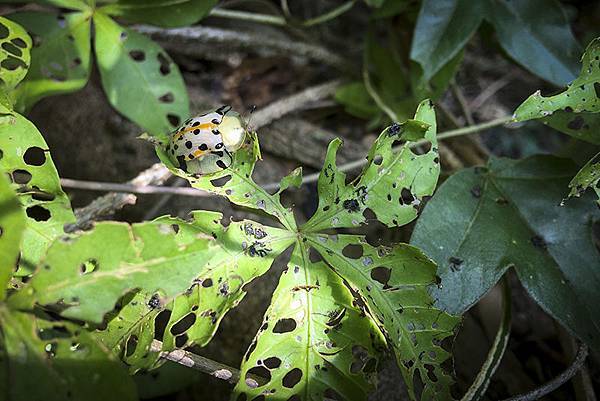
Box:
208;7;287;26
301;0;356;26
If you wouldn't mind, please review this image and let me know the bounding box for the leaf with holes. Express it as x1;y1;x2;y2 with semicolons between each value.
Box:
0;173;25;298
234;242;385;401
569;152;600;205
308;235;458;401
303;99;439;232
157;131;297;231
93;12;189;137
0;307;137;401
411;156;600;352
100;0;218;28
10;11;92;112
514;37;600;144
0;105;75;274
0;16;31;90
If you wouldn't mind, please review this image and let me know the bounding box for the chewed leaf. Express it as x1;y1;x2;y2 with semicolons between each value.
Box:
514;38;600;144
10;11;92;111
0;308;137;401
308;234;458;401
100;0;217;28
157;131;297;230
0;105;75;273
93;13;189;138
568;152;600;205
0;16;31;90
234;242;385;401
0;173;25;299
303;99;439;232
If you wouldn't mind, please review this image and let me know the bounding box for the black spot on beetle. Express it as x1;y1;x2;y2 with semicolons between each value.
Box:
567;116;585;130
470;185;482;198
343;199;360;212
531;235;547;250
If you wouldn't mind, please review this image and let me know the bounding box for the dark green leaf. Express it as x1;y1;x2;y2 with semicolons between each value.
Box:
0;307;136;401
303;100;439;231
10;11;92;111
514;38;600;144
410;0;483;81
569;152;600;205
0;16;31;90
99;0;217;28
485;0;580;86
334;82;380;120
0;173;25;298
411;156;600;351
94;12;189;137
234;241;385;401
0;105;75;273
308;235;458;401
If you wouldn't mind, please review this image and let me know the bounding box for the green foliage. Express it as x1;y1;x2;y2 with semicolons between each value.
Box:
10;11;92;111
94;12;189;137
99;0;218;28
234;243;385;401
0;174;25;299
0;103;75;273
0;16;31;91
569;152;600;205
411;156;600;352
411;0;580;86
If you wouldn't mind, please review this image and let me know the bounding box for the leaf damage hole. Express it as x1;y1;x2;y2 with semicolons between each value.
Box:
370;266;391;287
202;278;213;287
211;175;232;187
263;356;281;369
0;23;8;39
159;92;174;103
342;244;363;259
12;169;31;184
128;50;145;62
167;114;180;127
1;42;22;57
24;146;47;166
79;258;98;274
399;188;415;205
282;368;302;388
175;333;188;347
170;313;196;336
273;318;296;333
1;56;27;70
125;334;138;357
246;366;271;387
26;205;51;221
157;52;171;75
153;309;172;341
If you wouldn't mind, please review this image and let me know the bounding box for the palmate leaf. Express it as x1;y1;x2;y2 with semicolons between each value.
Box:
303;99;439;232
0;307;136;401
0;173;25;299
569;152;600;205
514;37;600;144
10;11;92;111
234;242;385;401
0;16;31;91
100;0;218;28
308;234;458;401
93;12;189;137
158;131;297;231
0;104;75;273
411;156;600;352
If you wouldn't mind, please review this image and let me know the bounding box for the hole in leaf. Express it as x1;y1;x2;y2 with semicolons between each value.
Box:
412;369;424;400
0;23;8;39
125;334;138;357
202;278;213;287
400;188;415;204
24;147;46;166
246;366;271;387
1;56;26;70
31;188;55;202
282;368;302;388
157;52;171;75
167;114;180;127
370;266;391;286
342;244;363;259
79;258;98;274
323;388;342;400
12;169;31;184
159;92;174;103
425;364;438;382
1;42;22;57
26;205;51;221
128;50;145;62
154;309;172;341
175;333;188;347
263;356;281;369
170;313;196;335
309;247;322;263
373;155;383;165
273;318;296;333
211;175;232;187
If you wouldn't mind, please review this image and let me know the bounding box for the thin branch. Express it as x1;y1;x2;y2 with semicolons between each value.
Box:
302;0;356;26
501;342;589;401
452;83;475;126
362;65;399;122
208;7;287;26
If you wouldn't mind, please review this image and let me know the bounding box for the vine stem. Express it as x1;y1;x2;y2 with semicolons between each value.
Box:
60;115;514;196
208;7;287;26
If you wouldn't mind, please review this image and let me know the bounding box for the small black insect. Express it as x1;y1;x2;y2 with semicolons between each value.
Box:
242;241;271;257
388;122;402;136
343;199;360;212
147;294;161;309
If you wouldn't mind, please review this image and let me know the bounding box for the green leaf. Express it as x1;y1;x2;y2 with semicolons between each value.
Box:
410;0;483;81
0;16;32;90
485;0;580;86
157;131;297;231
0;307;137;401
334;82;380;120
412;50;463;102
10;11;92;112
100;0;217;28
0;106;75;273
0;173;25;298
568;152;600;205
514;38;600;144
411;156;600;352
303;99;439;232
234;241;385;401
93;12;189;137
308;235;458;401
